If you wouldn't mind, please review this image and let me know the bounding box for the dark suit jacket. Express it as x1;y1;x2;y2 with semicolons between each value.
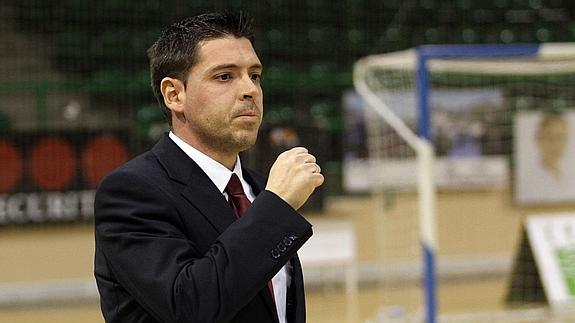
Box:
94;134;313;323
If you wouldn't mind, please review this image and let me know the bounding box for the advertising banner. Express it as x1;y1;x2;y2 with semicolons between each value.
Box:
0;131;130;225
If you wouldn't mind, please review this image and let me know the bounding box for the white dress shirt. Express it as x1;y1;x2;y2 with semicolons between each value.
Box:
169;132;288;323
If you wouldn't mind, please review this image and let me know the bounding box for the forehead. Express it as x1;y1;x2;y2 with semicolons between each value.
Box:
195;36;261;70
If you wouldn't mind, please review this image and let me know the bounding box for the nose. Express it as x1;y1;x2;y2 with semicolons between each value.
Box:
239;74;259;100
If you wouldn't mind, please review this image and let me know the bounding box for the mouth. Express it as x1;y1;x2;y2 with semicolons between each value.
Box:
236;111;258;117
234;114;260;124
234;104;261;120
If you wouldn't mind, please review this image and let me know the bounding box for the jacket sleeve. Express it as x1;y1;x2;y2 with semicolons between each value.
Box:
94;168;313;323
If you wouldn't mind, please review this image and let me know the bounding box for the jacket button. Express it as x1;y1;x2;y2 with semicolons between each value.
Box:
283;237;292;246
271;249;281;259
289;235;297;241
278;241;286;252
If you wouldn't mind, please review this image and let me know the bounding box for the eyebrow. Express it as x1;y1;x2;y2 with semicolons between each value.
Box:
207;63;263;74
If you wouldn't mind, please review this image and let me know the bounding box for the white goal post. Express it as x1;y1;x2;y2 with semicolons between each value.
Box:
353;43;575;323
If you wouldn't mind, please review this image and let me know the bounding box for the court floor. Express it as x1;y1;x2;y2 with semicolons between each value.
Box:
0;191;572;322
0;278;507;323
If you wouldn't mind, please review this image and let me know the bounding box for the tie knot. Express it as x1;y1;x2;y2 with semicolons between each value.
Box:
226;173;245;197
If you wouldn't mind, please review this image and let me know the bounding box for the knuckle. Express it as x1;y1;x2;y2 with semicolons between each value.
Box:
276;152;287;160
294;147;308;153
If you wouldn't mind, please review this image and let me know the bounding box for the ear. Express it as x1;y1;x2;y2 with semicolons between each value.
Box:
160;77;186;114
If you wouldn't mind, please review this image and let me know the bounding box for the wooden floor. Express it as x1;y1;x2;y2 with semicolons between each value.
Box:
0;278;508;323
0;190;573;322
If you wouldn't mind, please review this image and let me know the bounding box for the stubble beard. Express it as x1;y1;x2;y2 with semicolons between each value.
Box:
195;124;259;155
229;128;259;153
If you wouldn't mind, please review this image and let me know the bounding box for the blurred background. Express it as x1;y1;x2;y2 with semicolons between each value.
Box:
1;0;575;322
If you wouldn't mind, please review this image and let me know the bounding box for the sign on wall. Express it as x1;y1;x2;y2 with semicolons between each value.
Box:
0;131;129;225
514;111;575;205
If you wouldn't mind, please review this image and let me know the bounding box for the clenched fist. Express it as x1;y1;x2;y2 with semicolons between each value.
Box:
265;147;324;210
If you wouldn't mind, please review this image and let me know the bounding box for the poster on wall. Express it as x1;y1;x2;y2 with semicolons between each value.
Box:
514;111;575;205
342;89;508;192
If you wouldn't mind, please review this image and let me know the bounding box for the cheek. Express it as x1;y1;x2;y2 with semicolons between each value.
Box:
192;98;231;126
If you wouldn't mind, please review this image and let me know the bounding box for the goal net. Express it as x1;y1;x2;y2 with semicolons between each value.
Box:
352;44;575;322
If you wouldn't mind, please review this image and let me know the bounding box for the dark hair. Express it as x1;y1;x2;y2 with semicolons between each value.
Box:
147;12;255;126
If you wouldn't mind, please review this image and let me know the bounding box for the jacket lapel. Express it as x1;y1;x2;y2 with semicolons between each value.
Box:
242;167;265;196
181;177;237;234
287;256;305;323
152;134;237;233
242;168;280;322
154;135;279;321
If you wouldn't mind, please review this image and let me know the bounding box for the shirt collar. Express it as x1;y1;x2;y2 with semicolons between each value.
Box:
168;131;245;194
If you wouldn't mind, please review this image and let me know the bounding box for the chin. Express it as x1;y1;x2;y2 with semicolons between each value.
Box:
235;135;258;151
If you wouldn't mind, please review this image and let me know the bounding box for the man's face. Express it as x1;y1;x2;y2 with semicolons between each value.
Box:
181;36;263;154
537;117;568;164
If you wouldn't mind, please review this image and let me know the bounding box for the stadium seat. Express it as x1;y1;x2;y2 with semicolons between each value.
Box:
0;112;11;131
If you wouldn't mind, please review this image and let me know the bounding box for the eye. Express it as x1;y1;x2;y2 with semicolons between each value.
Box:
216;73;231;81
251;73;261;81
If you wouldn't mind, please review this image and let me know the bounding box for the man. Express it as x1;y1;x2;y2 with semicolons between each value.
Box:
94;12;323;323
535;112;568;179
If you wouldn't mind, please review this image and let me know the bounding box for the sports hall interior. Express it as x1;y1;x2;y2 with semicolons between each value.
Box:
1;1;575;322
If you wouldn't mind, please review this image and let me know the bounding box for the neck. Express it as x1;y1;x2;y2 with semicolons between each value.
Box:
171;129;238;170
210;151;237;171
195;145;238;171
